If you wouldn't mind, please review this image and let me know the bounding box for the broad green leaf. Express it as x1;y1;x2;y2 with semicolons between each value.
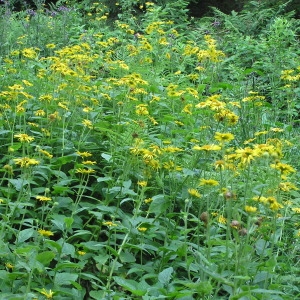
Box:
148;194;170;215
16;228;35;243
119;251;136;263
36;251;55;266
101;153;112;162
54;272;78;286
114;276;146;296
158;267;173;285
8;179;30;191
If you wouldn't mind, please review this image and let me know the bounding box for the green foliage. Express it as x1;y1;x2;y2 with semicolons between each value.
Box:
0;0;300;299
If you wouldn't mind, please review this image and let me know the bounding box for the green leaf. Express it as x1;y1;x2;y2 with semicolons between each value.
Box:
16;228;35;243
90;291;105;299
54;272;78;286
119;251;136;263
251;288;284;295
8;179;30;191
101;153;112;162
114;276;146;296
93;254;109;265
64;217;74;229
158;267;173;285
148;194;170;215
36;251;56;266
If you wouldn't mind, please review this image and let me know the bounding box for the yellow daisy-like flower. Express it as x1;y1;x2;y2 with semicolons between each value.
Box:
199;178;219;186
14;157;39;168
138;227;148;232
103;221;117;227
35;109;46;116
193;144;221;151
218;215;227;224
75;168;95;174
82;119;93;128
82;160;97;165
14;133;34;143
38;229;54;237
22;80;33;86
144;198;153;204
188;188;201;198
46;43;56;49
39;288;54;299
135;104;149;116
5;262;14;269
36;195;52;202
76;151;92;157
214;132;234;143
279;182;298;192
39;149;53;159
270;162;296;176
137;181;147;187
245;205;257;213
235;147;256;165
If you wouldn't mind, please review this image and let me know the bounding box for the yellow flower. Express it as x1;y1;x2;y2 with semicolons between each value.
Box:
14;157;39;168
22;80;33;86
75;168;95;174
218;215;226;224
270;162;296;176
78;251;86;256
235;147;256;165
136;104;149;116
103;221;117;227
14;133;34;143
36;195;52;202
182;104;193;114
270;127;284;133
279;182;298;192
137;181;147;187
214;160;225;170
82;160;97;165
58;102;69;111
163;160;182;171
40;288;54;299
245;205;257;213
199;178;219;186
292;207;300;213
46;43;56;49
192;144;221;151
144;198;153;204
38;229;54;237
22;47;38;59
35;109;46;116
76;151;92;157
5;262;14;269
188;188;201;198
82;119;93;129
39;94;53;102
163;146;183;153
138;227;148;232
214;132;234;143
39;149;53;159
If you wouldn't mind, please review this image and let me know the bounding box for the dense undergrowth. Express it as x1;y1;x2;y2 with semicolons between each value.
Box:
0;0;300;299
